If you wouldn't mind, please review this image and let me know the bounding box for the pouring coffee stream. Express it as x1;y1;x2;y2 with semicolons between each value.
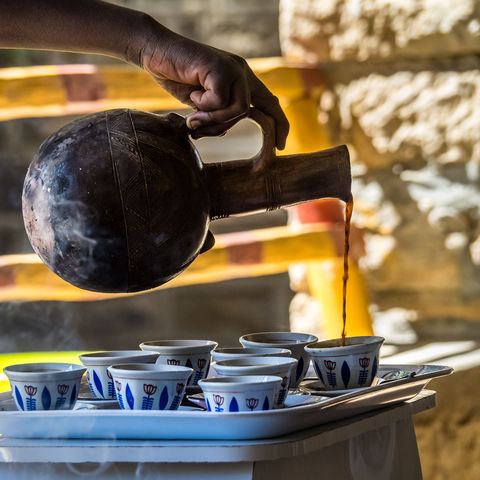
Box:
22;108;352;294
342;195;354;346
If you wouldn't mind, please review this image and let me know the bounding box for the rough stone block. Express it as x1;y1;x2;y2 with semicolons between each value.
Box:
280;0;480;63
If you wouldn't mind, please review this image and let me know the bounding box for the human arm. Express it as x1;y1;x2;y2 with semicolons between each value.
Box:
0;0;289;147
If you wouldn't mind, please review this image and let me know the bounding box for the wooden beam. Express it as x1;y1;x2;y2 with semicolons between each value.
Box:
0;224;339;302
0;58;321;121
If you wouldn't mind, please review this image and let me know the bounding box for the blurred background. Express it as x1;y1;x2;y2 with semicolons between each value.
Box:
0;1;479;478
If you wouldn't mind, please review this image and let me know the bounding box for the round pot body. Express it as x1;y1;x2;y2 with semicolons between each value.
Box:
22;109;210;293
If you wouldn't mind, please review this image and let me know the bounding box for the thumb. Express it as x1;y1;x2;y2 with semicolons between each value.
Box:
189;81;230;111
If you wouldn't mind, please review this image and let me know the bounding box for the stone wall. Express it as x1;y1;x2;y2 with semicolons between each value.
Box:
280;0;480;331
119;0;282;59
414;367;480;480
280;3;480;478
280;0;480;63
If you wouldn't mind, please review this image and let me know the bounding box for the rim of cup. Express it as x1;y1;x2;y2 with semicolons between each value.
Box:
305;336;385;353
108;363;193;379
240;332;318;347
79;351;158;365
214;356;297;368
140;340;218;353
199;375;282;390
3;362;85;381
213;347;292;357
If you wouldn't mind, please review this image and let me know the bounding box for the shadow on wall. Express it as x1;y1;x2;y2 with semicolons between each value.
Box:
0;274;293;352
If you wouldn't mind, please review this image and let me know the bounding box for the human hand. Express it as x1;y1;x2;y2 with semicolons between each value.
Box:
0;1;289;147
140;30;290;149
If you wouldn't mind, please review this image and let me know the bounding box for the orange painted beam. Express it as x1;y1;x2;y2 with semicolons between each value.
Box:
0;59;322;121
0;224;340;302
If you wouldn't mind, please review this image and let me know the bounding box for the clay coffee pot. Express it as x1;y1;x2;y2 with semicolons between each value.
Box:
22;108;351;293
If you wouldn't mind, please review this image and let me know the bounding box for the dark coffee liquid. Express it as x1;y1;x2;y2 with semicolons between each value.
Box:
260;339;302;344
342;195;354;346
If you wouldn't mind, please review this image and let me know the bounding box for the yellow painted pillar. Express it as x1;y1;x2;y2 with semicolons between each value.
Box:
306;260;373;338
281;93;373;338
282;97;330;154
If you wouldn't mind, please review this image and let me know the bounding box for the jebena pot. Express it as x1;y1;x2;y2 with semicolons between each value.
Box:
22;108;351;293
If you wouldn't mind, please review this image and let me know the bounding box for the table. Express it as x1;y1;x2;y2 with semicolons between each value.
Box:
0;390;435;479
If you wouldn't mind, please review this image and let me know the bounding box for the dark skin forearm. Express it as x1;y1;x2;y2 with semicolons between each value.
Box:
0;0;154;62
0;0;289;147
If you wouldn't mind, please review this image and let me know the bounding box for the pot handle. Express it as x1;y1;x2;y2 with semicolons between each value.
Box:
248;108;277;172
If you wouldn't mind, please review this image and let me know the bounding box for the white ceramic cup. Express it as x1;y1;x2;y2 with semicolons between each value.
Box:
239;332;318;387
198;375;282;413
108;364;193;410
3;362;86;411
140;340;218;386
79;351;158;399
305;336;385;390
212;356;298;407
211;347;291;363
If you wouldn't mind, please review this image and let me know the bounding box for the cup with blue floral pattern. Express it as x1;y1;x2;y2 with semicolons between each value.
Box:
139;340;217;386
305;336;385;391
3;362;86;411
198;375;282;413
239;332;318;387
79;351;158;399
107;364;193;410
212;356;297;407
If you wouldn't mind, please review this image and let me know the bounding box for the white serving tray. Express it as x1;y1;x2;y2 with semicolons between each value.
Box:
0;364;451;440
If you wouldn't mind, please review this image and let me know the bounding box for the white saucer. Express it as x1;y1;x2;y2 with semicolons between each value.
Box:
283;393;315;407
299;379;368;397
75;396;119;409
